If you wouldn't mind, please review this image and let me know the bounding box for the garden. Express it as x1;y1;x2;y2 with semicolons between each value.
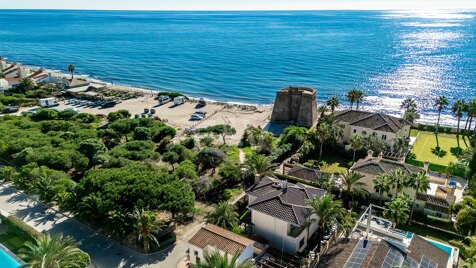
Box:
410;129;468;167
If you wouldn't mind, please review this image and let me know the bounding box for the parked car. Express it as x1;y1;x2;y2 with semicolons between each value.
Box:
198;98;206;106
101;101;117;108
190;114;204;121
91;100;104;107
194;111;207;117
144;108;149;114
21;107;40;115
150;108;156;114
158;95;171;105
174;96;186;105
3;105;19;114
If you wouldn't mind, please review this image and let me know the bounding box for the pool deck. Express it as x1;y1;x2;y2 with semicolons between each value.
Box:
423;237;459;268
0;242;24;267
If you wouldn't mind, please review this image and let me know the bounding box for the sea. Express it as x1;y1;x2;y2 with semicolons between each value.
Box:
0;10;475;126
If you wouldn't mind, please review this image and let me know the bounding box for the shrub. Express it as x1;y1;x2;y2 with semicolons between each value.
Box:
1;214;43;241
180;136;196;149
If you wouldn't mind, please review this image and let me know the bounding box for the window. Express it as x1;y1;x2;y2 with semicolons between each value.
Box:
196;257;201;263
372;132;376;137
436;213;442;218
299;237;305;248
353;129;357;133
194;250;199;256
381;134;387;141
362;130;367;135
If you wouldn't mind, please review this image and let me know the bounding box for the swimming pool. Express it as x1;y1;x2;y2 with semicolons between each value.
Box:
427;239;453;258
0;244;21;268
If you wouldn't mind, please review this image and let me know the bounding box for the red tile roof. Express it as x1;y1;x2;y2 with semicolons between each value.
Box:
188;224;254;256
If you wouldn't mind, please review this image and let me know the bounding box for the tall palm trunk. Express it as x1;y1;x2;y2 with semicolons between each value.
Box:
464;116;470;136
408;191;417;225
436;109;442;134
356;101;360;110
319;140;324;160
457;116;461;150
379;190;383;206
468;116;474;137
353;149;356;162
350;102;354;110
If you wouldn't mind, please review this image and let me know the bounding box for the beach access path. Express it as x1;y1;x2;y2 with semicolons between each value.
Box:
0;182;192;268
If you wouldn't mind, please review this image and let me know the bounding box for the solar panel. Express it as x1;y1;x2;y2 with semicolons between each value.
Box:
420;256;438;268
402;257;420;268
344;240;373;268
381;246;404;268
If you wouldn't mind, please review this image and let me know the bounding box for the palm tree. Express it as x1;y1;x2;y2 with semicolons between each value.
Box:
354;90;365;110
349;134;364;162
31;175;57;203
389;168;409;197
126;208;163;254
401;98;417;110
460;236;476;265
464;99;476;137
394;136;409;153
316;117;343;160
192;251;254;268
407;171;430;224
206;201;239;230
455;196;476;235
384;198;410;229
306;195;345;247
68;64;75;80
318;105;329;119
373;174;392;205
243;154;278;180
340;171;368;209
347;89;358;110
453;99;466;150
19;234;90;268
327;96;340;113
403;108;420;124
434;96;448;134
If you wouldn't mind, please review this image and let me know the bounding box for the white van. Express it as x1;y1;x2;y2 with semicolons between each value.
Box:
39;97;59;108
174;96;186;105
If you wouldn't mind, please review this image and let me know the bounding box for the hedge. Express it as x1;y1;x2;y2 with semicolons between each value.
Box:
405;159;448;174
156;92;187;99
0;214;43;241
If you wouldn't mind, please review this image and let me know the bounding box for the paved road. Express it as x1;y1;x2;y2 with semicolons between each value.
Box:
0;183;187;268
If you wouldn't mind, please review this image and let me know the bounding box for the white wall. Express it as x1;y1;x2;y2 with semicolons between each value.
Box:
251;210;313;254
188;243;253;265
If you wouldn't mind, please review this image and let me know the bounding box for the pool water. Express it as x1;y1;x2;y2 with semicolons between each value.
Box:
0;246;21;268
428;240;453;258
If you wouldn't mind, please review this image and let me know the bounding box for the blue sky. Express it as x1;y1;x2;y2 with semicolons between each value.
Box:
1;0;475;10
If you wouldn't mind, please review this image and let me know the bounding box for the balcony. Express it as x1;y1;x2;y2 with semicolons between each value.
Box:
288;224;306;238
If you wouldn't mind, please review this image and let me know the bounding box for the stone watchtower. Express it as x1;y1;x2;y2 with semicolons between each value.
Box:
270;86;318;128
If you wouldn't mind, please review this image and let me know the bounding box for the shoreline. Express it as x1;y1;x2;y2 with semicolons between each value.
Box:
3;59;462;128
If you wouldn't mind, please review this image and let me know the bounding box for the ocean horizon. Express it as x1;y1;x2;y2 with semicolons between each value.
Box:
1;9;475;126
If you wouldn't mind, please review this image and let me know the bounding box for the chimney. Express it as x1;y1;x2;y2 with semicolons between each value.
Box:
423;162;429;172
254;174;261;184
365;150;374;160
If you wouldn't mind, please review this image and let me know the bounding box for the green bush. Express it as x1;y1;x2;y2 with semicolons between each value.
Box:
156;92;186;99
1;215;43;241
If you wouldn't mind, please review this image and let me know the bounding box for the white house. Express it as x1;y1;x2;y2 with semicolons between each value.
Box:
0;78;10;93
187;224;255;265
335;110;411;147
246;177;326;254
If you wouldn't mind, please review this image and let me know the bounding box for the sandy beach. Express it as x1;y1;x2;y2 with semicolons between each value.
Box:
41;94;272;145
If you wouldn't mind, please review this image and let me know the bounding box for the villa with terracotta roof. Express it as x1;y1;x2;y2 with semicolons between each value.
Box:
350;151;466;219
335;110;411;147
246;177;326;254
187;224;255;265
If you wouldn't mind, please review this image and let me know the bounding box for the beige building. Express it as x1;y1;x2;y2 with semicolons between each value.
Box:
350;152;466;219
335;110;411;147
187;224;255;265
246;177;326;254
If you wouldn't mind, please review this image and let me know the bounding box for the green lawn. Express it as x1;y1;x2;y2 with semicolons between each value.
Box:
398;223;461;244
0;230;29;254
410;130;468;166
319;154;349;174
